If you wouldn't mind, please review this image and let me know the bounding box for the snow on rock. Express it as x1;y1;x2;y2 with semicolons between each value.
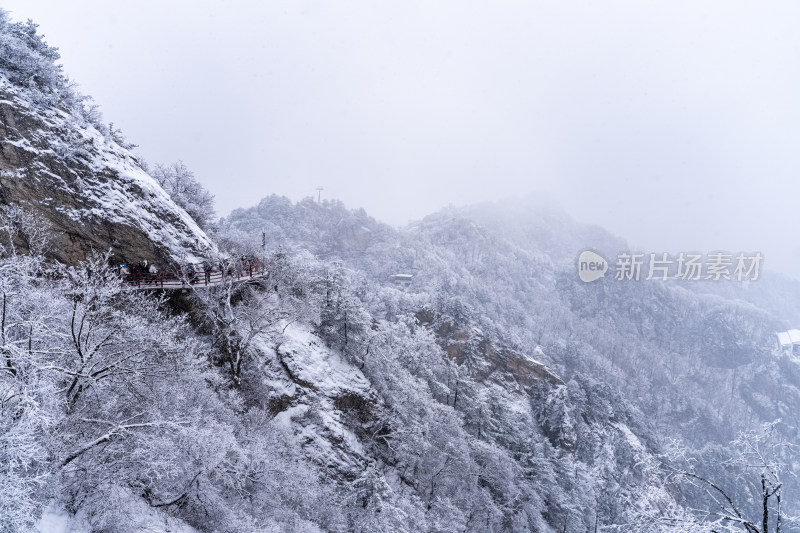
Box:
0;75;214;265
37;506;89;533
37;503;200;533
269;323;374;473
278;323;371;397
613;422;646;453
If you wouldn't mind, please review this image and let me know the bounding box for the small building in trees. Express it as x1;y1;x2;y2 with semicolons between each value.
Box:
777;329;800;354
389;273;413;286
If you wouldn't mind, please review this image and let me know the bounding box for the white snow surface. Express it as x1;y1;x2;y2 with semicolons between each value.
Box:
613;422;646;453
277;323;371;397
37;504;200;533
37;507;89;533
269;323;373;470
0;76;215;262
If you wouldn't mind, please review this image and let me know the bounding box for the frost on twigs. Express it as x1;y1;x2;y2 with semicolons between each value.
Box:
0;204;51;261
619;422;799;532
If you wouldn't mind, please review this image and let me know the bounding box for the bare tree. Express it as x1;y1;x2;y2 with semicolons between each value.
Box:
187;252;288;386
150;161;217;232
0;205;51;260
619;422;798;533
0;213;59;532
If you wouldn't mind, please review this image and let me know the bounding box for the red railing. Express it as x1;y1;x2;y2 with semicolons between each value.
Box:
120;258;267;289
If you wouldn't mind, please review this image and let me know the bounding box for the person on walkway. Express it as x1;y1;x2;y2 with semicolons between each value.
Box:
185;263;197;284
148;262;159;283
203;260;212;284
67;265;79;284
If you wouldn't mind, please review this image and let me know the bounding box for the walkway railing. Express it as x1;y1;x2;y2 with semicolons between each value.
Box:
121;258;267;289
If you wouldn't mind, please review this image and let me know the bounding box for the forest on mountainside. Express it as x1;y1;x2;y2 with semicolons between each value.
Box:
2;10;800;533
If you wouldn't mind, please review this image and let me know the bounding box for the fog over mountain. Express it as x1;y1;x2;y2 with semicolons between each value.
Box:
3;0;799;277
3;5;800;533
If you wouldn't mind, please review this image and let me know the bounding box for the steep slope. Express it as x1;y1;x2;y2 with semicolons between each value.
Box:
221;195;800;528
0;74;213;265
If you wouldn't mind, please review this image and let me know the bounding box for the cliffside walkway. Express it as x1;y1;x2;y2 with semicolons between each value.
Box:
121;259;267;290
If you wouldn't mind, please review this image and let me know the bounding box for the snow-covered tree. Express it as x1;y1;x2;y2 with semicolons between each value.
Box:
150;161;217;232
619;423;798;532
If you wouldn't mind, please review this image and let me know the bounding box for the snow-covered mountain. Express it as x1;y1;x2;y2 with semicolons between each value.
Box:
5;11;800;533
0;37;212;265
220;195;800;530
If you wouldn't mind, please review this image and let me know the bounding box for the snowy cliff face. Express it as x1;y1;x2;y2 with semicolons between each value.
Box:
268;324;375;473
0;75;213;265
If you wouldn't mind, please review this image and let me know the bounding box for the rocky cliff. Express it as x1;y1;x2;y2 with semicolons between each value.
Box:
0;75;213;266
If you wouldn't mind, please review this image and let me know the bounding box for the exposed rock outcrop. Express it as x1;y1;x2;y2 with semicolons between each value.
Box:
0;76;213;266
416;308;564;392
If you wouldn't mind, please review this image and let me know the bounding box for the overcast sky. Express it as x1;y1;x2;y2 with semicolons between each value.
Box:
3;1;800;278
